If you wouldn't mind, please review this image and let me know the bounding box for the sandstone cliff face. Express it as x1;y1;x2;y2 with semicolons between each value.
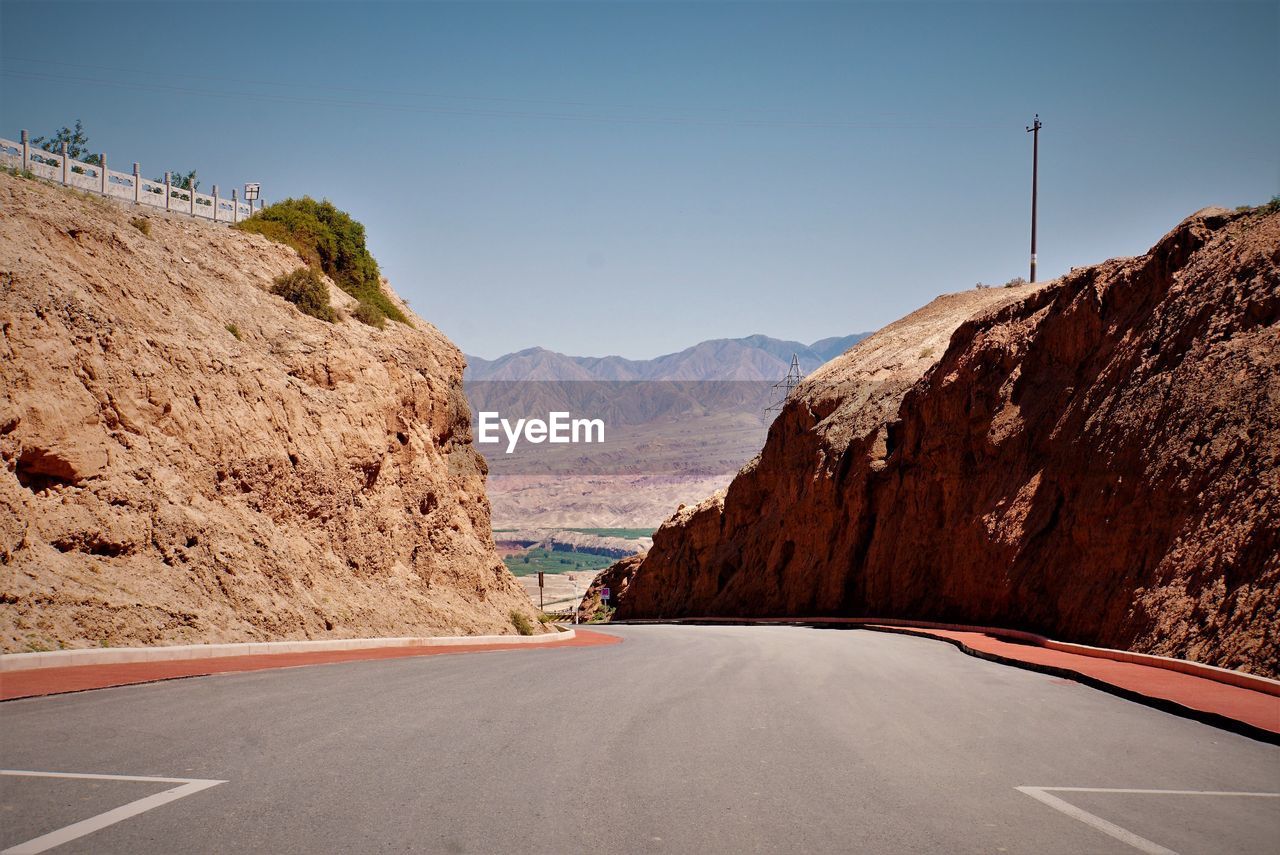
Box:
576;552;645;623
616;207;1279;676
0;174;542;651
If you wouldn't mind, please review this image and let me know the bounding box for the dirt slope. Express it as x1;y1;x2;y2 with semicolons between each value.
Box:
614;207;1279;676
0;174;543;651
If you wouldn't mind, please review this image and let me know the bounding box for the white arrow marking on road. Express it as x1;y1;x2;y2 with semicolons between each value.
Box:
1;769;227;854
1016;785;1280;855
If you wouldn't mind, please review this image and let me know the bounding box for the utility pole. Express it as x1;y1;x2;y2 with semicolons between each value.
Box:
1026;114;1042;282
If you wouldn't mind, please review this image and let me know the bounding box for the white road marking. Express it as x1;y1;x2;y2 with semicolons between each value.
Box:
1;769;227;854
1016;785;1280;855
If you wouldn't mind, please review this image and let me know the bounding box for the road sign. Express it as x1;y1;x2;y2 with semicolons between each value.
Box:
601;587;611;601
537;572;545;588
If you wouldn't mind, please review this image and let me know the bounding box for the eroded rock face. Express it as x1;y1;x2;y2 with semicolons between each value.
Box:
617;208;1280;677
576;552;645;623
0;174;543;650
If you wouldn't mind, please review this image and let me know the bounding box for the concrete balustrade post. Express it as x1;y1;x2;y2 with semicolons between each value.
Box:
232;188;238;224
189;176;195;216
20;129;28;172
212;184;219;222
164;171;172;212
60;142;69;185
100;154;107;194
133;163;141;204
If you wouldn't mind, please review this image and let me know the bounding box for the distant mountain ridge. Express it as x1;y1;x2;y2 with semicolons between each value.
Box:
465;331;870;528
465;333;869;382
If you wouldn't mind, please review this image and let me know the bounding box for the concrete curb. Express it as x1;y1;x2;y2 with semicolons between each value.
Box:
613;616;1280;696
0;630;572;673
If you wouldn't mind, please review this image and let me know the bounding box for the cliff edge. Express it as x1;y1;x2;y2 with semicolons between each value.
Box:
613;206;1279;676
0;173;542;651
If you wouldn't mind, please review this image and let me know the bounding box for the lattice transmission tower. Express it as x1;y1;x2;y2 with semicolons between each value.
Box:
765;353;803;417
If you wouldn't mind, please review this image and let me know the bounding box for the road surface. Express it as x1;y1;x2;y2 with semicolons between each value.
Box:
2;625;1277;853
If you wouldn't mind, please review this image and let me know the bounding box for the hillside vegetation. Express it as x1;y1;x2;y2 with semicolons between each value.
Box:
505;547;615;577
235;197;408;327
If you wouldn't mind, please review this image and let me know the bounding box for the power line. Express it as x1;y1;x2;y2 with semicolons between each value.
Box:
1;66;1011;132
4;56;820;117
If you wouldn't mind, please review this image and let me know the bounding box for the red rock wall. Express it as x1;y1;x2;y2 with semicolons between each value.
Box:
617;207;1280;676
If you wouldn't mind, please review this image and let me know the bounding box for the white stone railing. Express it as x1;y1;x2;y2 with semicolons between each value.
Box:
0;130;256;224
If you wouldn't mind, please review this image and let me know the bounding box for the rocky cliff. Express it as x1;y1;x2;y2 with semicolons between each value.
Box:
613;206;1279;677
0;174;542;651
576;552;644;623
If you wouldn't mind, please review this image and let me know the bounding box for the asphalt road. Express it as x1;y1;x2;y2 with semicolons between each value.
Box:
2;625;1277;854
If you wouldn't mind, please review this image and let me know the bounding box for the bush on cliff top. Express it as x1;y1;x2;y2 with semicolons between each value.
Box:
235;197;407;327
272;267;337;323
1238;195;1280;216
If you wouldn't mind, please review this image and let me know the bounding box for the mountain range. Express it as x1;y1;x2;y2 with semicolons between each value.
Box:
465;332;869;528
465;334;869;382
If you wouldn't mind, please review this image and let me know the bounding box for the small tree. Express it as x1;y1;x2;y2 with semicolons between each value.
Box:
32;119;101;165
160;169;199;191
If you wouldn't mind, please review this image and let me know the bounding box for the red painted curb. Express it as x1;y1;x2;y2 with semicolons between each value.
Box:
0;629;621;701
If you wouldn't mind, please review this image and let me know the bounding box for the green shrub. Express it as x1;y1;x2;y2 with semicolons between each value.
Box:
164;169;199;191
129;216;151;236
1235;196;1280;215
271;267;336;323
587;604;616;624
225;322;243;340
235;197;407;325
352;300;386;329
510;610;535;636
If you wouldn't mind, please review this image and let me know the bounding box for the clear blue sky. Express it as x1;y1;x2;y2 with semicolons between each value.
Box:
2;1;1275;359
